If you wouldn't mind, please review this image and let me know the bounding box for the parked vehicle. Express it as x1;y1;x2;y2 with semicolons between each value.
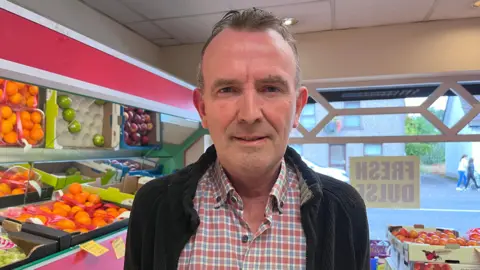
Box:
301;157;350;183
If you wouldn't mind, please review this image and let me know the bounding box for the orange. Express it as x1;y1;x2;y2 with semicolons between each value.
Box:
15;82;26;90
63;229;75;233
68;183;82;195
22;170;35;180
16;213;33;223
31;111;42;124
26;96;35;108
74;194;86;204
93;209;107;218
30;128;44;141
0;90;2;98
55;219;76;230
64;193;74;200
74;211;89;220
26;138;38;145
22;120;33;130
34;215;47;224
22;129;30;139
1;106;12;119
11;188;24;195
6;113;16;125
118;208;128;214
87;194;100;204
52;208;68;217
84;202;93;207
76;215;91;226
107;210;119;218
39;206;52;213
3;131;18;144
92;218;107;228
33;124;42;130
0;78;3;84
20;111;30;122
28;85;39;95
0;192;5;197
80;191;90;198
5;82;18;96
53;202;65;209
77;228;89;233
71;206;83;215
9;93;22;104
1;121;13;134
0;183;12;194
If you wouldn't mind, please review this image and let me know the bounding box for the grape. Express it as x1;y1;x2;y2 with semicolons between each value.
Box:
0;234;26;267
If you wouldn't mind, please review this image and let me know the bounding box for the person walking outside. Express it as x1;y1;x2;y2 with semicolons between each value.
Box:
466;158;479;190
457;154;468;191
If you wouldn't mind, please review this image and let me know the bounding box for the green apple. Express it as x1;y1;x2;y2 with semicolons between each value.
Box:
94;100;106;105
68;120;82;133
57;95;72;109
65;167;78;176
93;134;105;147
62;108;76;122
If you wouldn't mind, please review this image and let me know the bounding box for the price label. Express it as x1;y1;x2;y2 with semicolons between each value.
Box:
112;237;125;259
79;240;109;257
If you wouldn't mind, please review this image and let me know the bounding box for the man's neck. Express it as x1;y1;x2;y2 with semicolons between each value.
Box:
222;161;282;199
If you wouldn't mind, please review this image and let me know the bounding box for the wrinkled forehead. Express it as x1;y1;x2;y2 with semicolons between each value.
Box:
202;28;297;89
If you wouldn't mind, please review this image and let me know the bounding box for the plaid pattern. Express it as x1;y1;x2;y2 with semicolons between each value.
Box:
178;158;306;269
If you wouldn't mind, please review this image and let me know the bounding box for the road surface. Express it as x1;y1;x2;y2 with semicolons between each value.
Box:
367;173;480;239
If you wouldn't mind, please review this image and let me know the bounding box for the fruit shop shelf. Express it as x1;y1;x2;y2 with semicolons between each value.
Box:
0;148;146;163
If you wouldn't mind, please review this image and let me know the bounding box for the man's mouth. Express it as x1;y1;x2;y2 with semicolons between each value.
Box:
233;136;268;142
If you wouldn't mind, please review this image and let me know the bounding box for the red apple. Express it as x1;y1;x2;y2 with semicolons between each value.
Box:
141;136;149;146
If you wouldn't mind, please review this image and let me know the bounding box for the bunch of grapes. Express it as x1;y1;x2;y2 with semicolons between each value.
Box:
0;234;26;267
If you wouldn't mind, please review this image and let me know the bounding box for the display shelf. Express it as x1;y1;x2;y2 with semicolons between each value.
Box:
0;148;146;164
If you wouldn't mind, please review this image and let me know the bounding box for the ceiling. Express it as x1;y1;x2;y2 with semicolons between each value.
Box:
79;0;480;47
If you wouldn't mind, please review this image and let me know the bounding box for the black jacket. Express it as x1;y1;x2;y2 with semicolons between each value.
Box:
125;146;370;270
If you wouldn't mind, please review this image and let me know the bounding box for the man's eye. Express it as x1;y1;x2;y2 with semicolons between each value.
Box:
263;86;280;92
219;87;234;93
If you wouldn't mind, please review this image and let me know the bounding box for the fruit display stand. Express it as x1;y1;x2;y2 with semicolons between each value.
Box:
0;2;200;268
386;225;480;270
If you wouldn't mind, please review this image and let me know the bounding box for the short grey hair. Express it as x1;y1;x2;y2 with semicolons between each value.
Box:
197;8;301;90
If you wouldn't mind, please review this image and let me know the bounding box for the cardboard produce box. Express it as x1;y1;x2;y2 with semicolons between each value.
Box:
119;105;161;150
0;219;58;269
387;225;480;267
45;89;120;150
20;161;122;190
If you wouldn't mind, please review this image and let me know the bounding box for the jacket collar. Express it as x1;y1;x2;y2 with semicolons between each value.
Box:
182;145;324;207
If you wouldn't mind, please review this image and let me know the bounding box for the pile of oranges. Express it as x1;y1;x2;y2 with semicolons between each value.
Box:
0;79;38;108
1;106;45;146
392;227;479;246
0;170;34;197
0;182;24;197
19;110;44;145
7;183;129;233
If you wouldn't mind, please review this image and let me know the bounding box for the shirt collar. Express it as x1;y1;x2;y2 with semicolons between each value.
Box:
211;158;289;212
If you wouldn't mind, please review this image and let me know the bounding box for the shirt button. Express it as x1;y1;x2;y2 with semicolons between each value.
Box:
280;201;284;208
241;235;249;243
231;196;237;203
216;196;221;203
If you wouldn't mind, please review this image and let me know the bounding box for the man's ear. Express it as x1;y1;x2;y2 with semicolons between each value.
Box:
193;88;208;128
293;86;308;128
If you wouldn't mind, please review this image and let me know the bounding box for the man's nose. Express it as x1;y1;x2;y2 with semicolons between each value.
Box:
237;89;262;124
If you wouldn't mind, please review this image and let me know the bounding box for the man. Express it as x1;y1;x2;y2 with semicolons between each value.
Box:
125;8;369;270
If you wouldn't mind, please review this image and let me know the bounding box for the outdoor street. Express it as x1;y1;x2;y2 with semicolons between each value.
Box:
367;173;480;240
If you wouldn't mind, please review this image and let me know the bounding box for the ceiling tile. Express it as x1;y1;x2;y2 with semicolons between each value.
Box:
153;38;182;47
82;0;144;23
120;0;315;20
335;0;435;29
125;21;171;39
264;1;332;33
154;13;225;43
429;0;480;21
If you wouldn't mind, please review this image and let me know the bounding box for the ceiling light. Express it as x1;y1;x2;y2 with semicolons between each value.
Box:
473;0;480;8
282;18;298;26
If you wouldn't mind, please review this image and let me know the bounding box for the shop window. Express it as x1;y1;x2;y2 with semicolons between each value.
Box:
364;144;383;156
329;144;346;170
289;144;303;155
300;104;316;130
343;101;361;128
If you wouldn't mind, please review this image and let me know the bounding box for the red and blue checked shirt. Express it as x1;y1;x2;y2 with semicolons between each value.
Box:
177;158;306;269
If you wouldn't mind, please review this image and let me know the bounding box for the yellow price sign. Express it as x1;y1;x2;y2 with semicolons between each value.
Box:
79;240;109;257
112;237;125;259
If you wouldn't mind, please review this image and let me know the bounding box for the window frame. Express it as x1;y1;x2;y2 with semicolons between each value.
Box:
364;143;383;156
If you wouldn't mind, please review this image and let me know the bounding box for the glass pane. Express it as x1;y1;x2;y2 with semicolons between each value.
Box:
364;144;382;156
343;115;361;128
330;145;345;165
299;102;328;132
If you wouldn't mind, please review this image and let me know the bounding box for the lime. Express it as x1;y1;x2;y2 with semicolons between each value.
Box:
94;100;106;105
57;95;72;109
62;108;76;122
68;120;82;133
93;134;105;147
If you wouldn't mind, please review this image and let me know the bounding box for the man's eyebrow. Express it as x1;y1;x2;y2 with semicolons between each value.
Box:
211;79;242;91
256;75;288;88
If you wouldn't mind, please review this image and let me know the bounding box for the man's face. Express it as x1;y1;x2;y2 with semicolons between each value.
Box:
194;28;308;175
